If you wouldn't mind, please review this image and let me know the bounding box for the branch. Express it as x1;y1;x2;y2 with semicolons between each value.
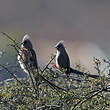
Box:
1;32;66;95
39;74;67;93
0;64;23;85
0;32;20;49
40;55;56;74
73;86;109;109
1;32;38;97
39;56;67;93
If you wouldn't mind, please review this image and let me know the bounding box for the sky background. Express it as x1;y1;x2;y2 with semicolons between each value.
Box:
0;0;110;80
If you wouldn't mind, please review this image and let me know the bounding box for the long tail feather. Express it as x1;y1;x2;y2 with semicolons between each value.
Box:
70;68;99;78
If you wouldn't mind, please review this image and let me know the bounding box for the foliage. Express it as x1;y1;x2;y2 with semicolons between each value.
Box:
0;59;110;110
0;33;110;110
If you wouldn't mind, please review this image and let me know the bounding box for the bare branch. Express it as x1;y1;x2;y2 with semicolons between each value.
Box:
0;64;23;85
40;55;56;73
73;86;110;109
0;32;20;49
0;32;39;97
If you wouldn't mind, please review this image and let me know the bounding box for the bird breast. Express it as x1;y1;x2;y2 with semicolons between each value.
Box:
56;51;60;68
17;50;29;74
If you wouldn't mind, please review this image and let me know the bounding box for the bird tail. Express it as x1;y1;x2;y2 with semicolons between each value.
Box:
70;68;99;79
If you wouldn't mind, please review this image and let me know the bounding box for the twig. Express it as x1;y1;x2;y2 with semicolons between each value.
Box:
0;32;20;49
1;32;38;97
39;56;67;93
0;64;23;85
41;55;56;74
46;67;83;82
73;86;109;109
73;89;102;109
1;32;66;95
39;74;67;93
0;63;40;98
14;45;39;97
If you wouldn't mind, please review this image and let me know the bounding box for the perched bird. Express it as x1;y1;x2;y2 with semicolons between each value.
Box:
17;34;38;74
18;34;66;92
55;40;70;76
55;41;99;78
17;34;39;96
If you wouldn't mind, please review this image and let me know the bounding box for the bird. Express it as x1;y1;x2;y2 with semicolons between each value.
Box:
18;34;66;93
55;40;99;78
55;40;71;76
17;34;38;75
17;34;39;96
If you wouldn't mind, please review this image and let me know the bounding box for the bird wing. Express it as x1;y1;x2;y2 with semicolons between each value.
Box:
30;49;38;69
57;52;70;69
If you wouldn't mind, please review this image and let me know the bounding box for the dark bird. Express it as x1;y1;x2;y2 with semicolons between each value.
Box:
55;41;99;78
17;34;39;96
17;34;38;74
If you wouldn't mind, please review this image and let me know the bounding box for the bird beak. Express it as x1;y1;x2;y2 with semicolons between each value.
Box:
54;45;58;49
21;42;24;45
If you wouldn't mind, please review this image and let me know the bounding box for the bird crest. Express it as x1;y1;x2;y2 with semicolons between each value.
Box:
22;34;31;42
55;40;64;48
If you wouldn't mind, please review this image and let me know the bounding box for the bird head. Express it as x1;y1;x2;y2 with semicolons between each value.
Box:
55;40;65;51
21;34;33;49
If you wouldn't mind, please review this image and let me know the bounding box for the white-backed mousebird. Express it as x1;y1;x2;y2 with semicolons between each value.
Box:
17;34;38;74
55;40;71;76
17;34;39;96
55;41;99;78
